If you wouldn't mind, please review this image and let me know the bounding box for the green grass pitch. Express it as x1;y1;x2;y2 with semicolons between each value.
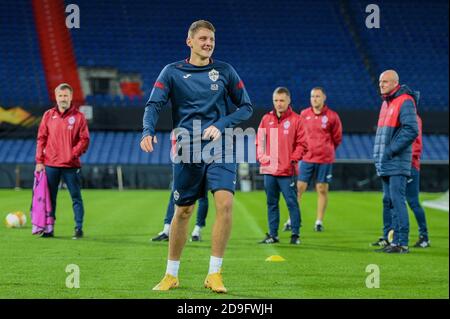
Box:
0;189;448;299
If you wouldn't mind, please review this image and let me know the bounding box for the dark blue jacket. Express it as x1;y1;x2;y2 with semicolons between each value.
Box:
373;85;419;177
142;59;253;139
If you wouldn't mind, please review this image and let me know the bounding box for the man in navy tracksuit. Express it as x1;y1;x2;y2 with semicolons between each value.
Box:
372;114;431;248
141;20;253;292
406;115;430;247
373;70;419;254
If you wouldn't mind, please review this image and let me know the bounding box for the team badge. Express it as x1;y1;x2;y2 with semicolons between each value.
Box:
321;115;328;128
173;190;180;201
283;121;291;129
68;116;76;125
208;69;219;82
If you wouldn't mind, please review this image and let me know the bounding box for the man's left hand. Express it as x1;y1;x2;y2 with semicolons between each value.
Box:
202;125;221;141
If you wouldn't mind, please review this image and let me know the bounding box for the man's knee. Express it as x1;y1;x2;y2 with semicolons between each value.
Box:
70;190;83;201
175;206;194;220
218;201;233;215
297;182;307;196
267;201;279;209
316;183;328;195
216;198;233;216
382;194;391;207
406;196;420;209
213;190;234;213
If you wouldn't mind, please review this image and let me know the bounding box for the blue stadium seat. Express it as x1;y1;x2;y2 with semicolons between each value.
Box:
1;1;447;110
0;132;447;165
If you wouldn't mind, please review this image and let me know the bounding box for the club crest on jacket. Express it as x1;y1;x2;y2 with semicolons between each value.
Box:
208;69;219;82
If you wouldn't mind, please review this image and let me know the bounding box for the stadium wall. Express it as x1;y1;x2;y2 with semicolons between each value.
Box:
1;163;447;192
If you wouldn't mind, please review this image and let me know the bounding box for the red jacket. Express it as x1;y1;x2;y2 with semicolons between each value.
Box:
412;115;423;170
300;105;342;164
36;105;90;168
256;107;306;176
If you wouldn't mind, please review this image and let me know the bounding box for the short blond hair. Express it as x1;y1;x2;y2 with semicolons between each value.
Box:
188;20;215;38
273;87;291;97
54;83;73;93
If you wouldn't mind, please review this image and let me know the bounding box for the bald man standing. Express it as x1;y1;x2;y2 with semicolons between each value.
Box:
373;70;419;253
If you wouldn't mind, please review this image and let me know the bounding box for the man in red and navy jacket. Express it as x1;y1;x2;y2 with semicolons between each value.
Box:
372;70;419;254
256;87;307;245
284;87;342;232
35;83;90;239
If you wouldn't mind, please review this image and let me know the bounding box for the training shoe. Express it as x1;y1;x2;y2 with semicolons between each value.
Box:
204;272;227;293
282;222;292;232
384;245;409;254
190;234;201;242
314;224;324;232
41;232;54;238
152;232;169;242
374;245;393;253
413;236;431;248
72;228;83;240
371;237;390;247
290;234;300;245
152;274;179;291
259;233;279;244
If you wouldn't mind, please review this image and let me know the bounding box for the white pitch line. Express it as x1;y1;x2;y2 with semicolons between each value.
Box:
233;196;281;258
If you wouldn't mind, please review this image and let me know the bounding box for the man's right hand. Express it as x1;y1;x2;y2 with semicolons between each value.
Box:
259;154;270;164
35;164;45;172
140;135;158;153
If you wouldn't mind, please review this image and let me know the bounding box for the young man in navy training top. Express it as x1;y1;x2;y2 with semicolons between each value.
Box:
141;20;253;293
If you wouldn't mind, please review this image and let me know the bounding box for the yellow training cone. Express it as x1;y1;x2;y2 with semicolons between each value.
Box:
265;255;286;262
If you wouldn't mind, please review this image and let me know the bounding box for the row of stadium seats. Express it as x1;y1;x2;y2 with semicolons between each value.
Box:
0;0;447;110
0;132;447;164
68;0;378;109
348;0;449;109
0;1;50;107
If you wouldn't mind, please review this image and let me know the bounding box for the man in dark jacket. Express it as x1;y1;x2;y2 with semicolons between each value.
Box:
373;70;419;254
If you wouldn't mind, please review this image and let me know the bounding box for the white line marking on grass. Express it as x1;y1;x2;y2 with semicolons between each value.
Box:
233;196;280;257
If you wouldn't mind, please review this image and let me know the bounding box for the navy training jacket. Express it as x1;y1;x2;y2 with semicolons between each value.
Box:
373;85;419;177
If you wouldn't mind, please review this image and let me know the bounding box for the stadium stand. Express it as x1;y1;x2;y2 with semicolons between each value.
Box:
348;0;449;111
0;1;49;107
0;1;447;190
1;1;447;110
67;0;378;108
0;132;447;165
